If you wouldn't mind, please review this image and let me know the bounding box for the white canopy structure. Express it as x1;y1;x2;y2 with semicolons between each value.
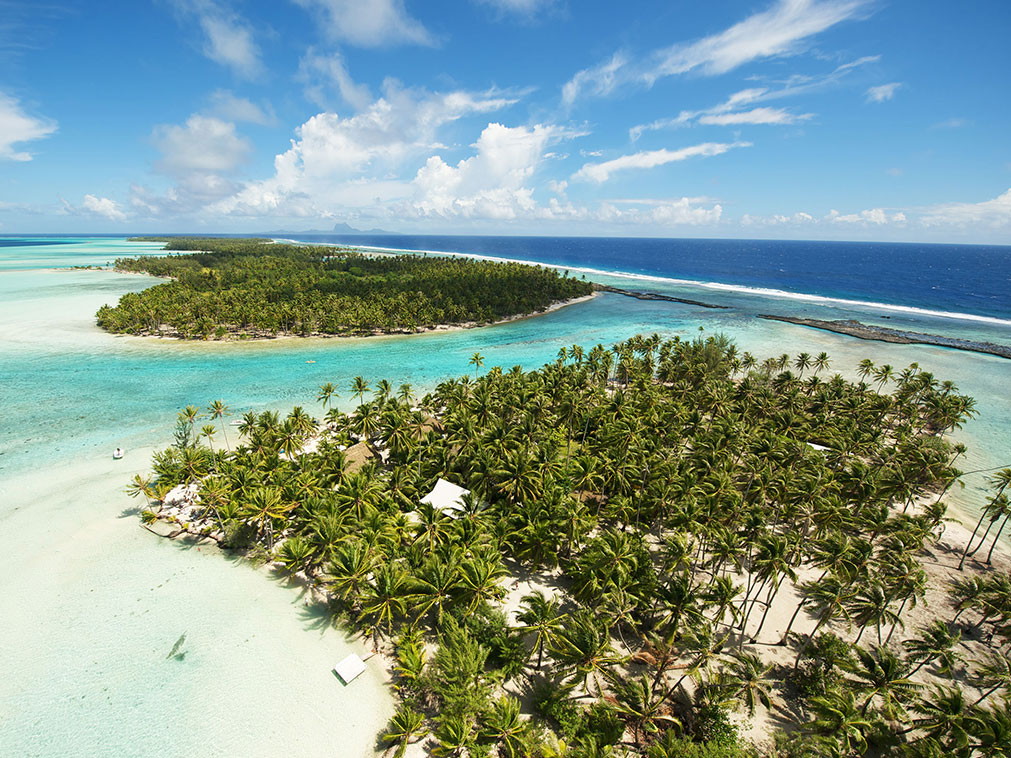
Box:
421;478;471;517
334;653;367;684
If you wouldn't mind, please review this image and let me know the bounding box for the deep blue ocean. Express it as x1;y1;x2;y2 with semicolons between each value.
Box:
280;234;1011;322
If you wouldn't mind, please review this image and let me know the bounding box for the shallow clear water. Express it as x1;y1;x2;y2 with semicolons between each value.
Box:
1;236;1008;755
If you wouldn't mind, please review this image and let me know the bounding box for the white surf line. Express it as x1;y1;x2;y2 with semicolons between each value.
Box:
281;238;1011;329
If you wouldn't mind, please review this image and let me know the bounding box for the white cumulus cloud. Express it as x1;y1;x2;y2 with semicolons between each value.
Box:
0;92;57;161
212;84;518;218
573;141;750;183
152;115;252;177
412;122;568;219
921;189;1011;228
826;207;906;224
82;194;127;221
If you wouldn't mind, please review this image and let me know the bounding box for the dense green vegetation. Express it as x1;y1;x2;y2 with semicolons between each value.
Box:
99;237;593;339
132;336;1011;756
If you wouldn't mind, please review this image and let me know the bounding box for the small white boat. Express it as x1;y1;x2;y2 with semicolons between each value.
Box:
113;447;125;460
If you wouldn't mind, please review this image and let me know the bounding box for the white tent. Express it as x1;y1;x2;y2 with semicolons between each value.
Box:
421;478;471;517
334;653;367;684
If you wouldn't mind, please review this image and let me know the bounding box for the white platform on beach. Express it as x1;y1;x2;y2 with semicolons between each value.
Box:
334;653;367;684
421;478;470;516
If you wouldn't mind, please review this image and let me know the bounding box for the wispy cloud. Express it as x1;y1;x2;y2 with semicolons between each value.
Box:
206;90;276;125
170;0;262;78
865;82;901;102
931;117;971;130
573;141;750;183
473;0;556;18
293;0;433;47
0;91;56;161
649;0;869;80
563;0;870;106
561;53;626;108
631;87;814;139
298;48;373;111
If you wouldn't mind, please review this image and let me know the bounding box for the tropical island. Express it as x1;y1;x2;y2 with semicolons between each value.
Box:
129;335;1011;757
96;237;594;339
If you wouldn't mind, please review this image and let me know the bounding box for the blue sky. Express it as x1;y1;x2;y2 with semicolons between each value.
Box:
1;0;1009;241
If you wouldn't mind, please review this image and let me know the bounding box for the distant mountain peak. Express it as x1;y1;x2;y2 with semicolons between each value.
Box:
332;222;395;235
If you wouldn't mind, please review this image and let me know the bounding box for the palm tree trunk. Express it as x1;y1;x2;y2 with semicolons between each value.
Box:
751;584;781;641
985;513;1009;564
779;601;806;646
854;623;867;645
973;683;1004;706
885;595;909;645
958;508;991;570
794;611;832;667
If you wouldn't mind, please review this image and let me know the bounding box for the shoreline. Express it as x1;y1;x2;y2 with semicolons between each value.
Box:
110;292;599;343
284;238;1011;328
759;314;1011;360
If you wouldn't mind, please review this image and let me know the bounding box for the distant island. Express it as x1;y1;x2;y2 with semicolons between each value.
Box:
262;222;398;236
102;237;593;340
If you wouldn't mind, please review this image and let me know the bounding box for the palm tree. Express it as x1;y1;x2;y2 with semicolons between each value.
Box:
813;352;831;375
549;610;624;697
410;555;462;625
351;375;371;410
479;697;525;758
516;590;563;670
908;686;971;753
803;689;875;755
432;713;475;757
382;706;428;758
849;581;902;646
968;696;1011;756
469;352;485;378
326;539;378;610
849;644;920;718
240;486;289;549
958;469;1011;569
611;673;676;748
362;562;410;636
317;382;338;411
783;575;855;659
721;649;773;717
208;399;231;451
459;554;507;614
968;648;1011;705
903;620;961;678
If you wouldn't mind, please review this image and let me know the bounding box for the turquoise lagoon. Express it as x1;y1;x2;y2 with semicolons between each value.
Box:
0;237;1008;756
